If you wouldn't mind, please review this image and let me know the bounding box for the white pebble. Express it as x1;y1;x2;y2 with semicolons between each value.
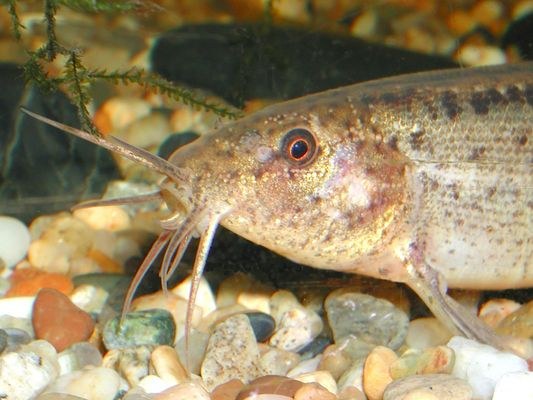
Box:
447;336;528;400
406;318;453;349
287;354;322;377
73;206;131;231
0;340;59;400
0;296;35;318
137;375;174;394
269;307;323;352
0;216;30;269
171;275;216;317
492;371;533;400
293;370;338;395
43;366;129;400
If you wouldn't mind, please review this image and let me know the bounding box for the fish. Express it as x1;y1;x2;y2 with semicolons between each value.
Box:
21;61;533;357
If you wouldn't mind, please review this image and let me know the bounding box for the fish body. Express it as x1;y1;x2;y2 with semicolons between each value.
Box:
22;61;533;354
165;62;532;290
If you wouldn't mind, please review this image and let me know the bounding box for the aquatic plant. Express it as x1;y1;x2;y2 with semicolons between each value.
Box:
3;0;241;134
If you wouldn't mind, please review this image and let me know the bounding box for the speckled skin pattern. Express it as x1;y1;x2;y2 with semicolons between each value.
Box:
165;62;532;290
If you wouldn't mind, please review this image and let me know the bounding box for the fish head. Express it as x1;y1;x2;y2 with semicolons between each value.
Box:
166;94;410;270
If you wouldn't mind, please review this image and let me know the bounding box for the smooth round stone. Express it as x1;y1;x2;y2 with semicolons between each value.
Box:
211;379;245;400
268;307;323;352
171;275;216;317
112;346;152;387
7;268;74;297
492;371;533;400
201;314;263;391
73;206;131;232
131;291;203;340
294;382;337;400
292;370;337;396
150;345;188;386
390;346;455;379
0;216;30;268
362;346;398;400
478;298;521;328
0;296;35;318
175;328;210;375
69;284;109;316
383;374;473;400
43;366;129;400
325;291;409;349
2;327;32;351
259;346;301;376
58;342;103;375
103;309;176;349
32;288;95;352
287;354;322;377
0;340;59;400
246;312;275;342
495;300;533;338
137;375;174;394
448;336;528;400
406;318;453;350
298;335;331;359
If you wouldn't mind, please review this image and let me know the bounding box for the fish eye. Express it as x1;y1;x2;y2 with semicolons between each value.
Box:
281;128;318;166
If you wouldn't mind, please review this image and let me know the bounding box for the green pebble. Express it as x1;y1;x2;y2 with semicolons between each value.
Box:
103;309;176;349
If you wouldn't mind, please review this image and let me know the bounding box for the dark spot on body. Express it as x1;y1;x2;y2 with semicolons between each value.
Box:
409;130;425;150
517;135;528;146
381;92;399;104
470;91;490;115
441;91;462;119
456;218;464;227
505;85;525;103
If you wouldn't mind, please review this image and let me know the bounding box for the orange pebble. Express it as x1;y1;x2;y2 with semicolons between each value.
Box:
87;249;123;273
6;267;74;297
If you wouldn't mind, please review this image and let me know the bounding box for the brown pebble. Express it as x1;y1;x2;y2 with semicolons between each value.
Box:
237;375;304;399
7;267;73;297
32;288;95;352
211;379;245;400
294;382;336;400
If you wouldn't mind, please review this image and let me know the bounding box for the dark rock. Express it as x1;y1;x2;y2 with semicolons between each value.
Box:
151;23;457;107
245;312;275;342
298;335;332;359
0;63;120;223
103;308;175;349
